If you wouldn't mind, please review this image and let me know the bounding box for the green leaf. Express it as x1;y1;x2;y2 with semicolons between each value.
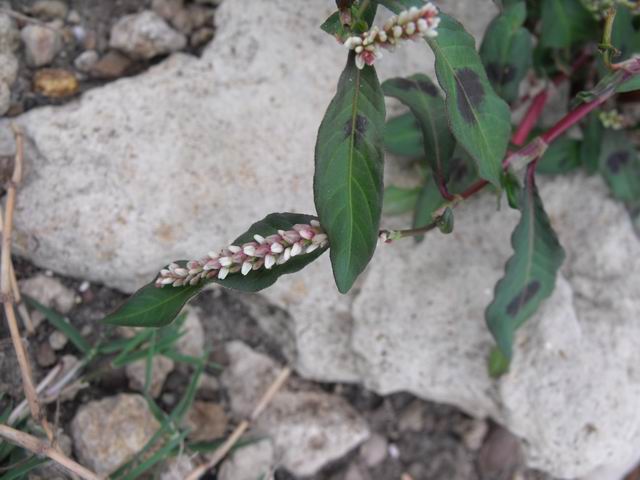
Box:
321;11;348;40
103;213;328;327
384;112;424;157
480;2;533;103
536;137;581;174
412;146;478;241
24;296;91;354
598;129;640;202
380;1;511;187
436;207;454;234
618;76;640;94
485;168;566;359
610;6;640;63
488;346;510;377
540;0;596;48
382;75;456;179
580;112;603;174
314;53;386;293
383;185;421;215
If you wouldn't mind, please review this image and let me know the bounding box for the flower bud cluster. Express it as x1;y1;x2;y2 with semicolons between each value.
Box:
156;221;328;287
343;3;440;69
599;109;625;130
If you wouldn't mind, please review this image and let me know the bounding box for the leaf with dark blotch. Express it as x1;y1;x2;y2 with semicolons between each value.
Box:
598;130;640;202
383;75;456;178
380;0;511;188
103;213;327;327
314;53;386;293
580;113;603;174
383;185;421;215
540;0;596;49
485;169;565;360
480;2;532;103
536;137;581;175
384;112;424;157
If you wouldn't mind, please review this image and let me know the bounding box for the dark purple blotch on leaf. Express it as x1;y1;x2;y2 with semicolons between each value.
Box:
486;62;516;86
344;114;369;142
506;280;540;316
454;68;485;124
392;78;438;97
607;151;630;174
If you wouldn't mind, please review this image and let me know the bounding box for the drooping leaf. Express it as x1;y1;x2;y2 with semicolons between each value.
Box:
380;0;512;188
413;146;478;241
536;137;581;174
540;0;596;49
382;74;456;179
480;2;533;103
618;76;640;94
488;346;510;377
598;129;640;202
486;168;566;359
436;206;454;234
384;112;424;157
580;112;603;174
103;213;328;327
314;53;385;293
383;185;421;215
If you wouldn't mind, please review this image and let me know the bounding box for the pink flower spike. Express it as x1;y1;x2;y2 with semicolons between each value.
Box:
243;244;256;256
219;257;233;268
241;261;252;276
291;243;303;257
218;267;229;280
253;234;266;244
265;254;276;269
228;245;241;254
271;242;284;254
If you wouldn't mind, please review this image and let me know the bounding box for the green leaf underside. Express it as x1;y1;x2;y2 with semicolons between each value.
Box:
380;1;511;188
384;112;424;157
537;137;581;174
598;129;640;202
479;2;532;103
314;53;386;293
413;146;478;241
540;0;596;49
383;75;456;177
103;213;327;327
485;172;565;359
321;12;346;39
383;185;421;215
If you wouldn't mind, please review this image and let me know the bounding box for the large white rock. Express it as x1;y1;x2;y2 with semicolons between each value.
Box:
5;0;640;477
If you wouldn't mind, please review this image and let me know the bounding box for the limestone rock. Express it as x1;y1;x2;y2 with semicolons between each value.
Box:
0;13;20;53
125;355;174;398
0;80;8;116
221;341;370;477
218;439;275;480
31;1;69;20
20;24;63;67
70;394;160;475
175;307;204;358
109;10;187;60
0;52;18;85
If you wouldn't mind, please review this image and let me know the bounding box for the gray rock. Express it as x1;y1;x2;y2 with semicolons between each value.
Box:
152;0;184;21
73;50;99;73
159;455;196;480
125;354;174;398
0;13;19;53
218;439;275;480
70;394;160;476
20;24;63;67
222;341;370;477
0;52;18;85
182;400;228;441
19;274;76;314
0;80;8;116
359;433;388;467
31;1;68;20
109;10;187;60
48;330;68;350
175;307;204;358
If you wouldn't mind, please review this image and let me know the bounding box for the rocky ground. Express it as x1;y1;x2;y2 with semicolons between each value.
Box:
0;0;639;479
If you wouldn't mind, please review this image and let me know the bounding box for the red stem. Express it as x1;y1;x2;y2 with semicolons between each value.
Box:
512;89;549;146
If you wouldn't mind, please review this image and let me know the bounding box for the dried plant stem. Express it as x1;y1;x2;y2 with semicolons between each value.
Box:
185;366;292;480
0;424;101;480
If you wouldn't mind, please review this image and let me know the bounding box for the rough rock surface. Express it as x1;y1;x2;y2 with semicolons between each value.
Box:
20;24;63;67
222;341;370;477
218;439;275;480
5;0;640;478
19;273;76;313
125;354;174;397
109;10;187;60
70;393;160;475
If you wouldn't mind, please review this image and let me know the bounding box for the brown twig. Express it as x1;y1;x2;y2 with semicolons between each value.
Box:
185;366;292;480
0;424;101;480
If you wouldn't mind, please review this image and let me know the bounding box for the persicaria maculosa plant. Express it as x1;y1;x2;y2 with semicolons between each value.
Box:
104;0;640;374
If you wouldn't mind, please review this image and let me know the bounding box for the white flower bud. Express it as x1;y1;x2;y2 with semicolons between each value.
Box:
405;21;416;35
228;245;241;254
218;267;229;280
265;254;276;269
241;261;252;276
393;25;403;38
271;242;284;253
291;243;303;257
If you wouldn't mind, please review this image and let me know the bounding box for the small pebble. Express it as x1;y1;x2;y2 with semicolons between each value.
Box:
20;24;63;67
49;330;68;351
90;51;133;79
74;50;99;73
31;0;69;20
78;280;90;292
36;341;56;367
0;52;18;85
33;68;79;98
0;80;9;116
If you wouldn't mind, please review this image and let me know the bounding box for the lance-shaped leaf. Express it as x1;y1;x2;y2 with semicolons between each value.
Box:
383;185;421;215
536;137;581;175
384;112;424;157
382;75;456;179
580;112;603;174
103;213;328;327
598;129;640;202
314;53;386;293
380;0;511;188
480;2;532;103
540;0;596;49
485;169;565;360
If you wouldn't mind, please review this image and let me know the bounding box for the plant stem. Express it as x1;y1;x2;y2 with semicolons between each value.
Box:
601;7;618;70
512;89;549;146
